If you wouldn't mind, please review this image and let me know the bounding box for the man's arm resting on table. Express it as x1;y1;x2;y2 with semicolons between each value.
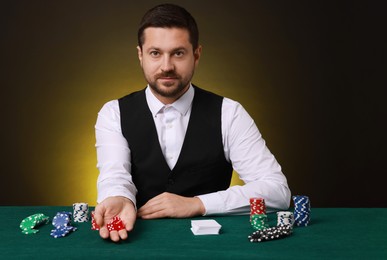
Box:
137;192;206;219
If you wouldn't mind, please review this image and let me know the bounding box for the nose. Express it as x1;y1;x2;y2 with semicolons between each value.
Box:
161;55;174;72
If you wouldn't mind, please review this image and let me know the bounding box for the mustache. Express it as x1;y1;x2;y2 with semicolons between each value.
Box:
155;71;179;79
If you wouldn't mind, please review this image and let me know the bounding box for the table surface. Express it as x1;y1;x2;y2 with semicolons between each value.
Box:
1;207;386;259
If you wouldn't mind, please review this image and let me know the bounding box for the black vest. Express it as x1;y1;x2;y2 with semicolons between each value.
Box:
118;86;233;208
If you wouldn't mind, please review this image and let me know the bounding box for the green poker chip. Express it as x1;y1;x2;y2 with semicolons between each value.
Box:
20;213;49;235
251;214;269;230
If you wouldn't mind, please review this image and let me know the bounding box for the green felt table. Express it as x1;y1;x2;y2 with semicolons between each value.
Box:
1;207;386;259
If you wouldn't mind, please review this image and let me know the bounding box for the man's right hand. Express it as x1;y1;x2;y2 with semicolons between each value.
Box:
94;196;137;242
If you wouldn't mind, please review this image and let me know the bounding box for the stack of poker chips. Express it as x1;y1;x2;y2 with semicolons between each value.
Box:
250;197;269;230
73;202;89;222
248;224;293;243
50;211;77;238
293;195;311;227
276;211;295;227
19;213;49;234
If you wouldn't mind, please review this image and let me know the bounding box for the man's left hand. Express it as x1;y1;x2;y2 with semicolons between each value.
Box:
137;192;205;219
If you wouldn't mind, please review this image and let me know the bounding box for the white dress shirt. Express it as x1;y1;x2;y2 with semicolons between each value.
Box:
95;85;291;215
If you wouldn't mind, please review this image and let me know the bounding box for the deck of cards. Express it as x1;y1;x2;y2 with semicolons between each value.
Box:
191;219;222;235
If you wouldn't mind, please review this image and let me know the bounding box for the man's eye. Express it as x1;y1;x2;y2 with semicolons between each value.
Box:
150;51;160;57
175;51;184;57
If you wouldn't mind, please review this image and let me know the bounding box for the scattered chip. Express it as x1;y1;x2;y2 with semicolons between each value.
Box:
52;212;71;228
248;224;293;242
20;213;49;235
50;211;77;238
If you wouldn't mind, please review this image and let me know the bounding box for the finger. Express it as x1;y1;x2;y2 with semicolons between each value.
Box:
138;200;163;216
94;206;105;228
137;205;158;217
142;193;166;206
140;209;167;219
99;226;110;239
123;218;135;232
118;229;128;240
109;230;120;242
138;203;166;218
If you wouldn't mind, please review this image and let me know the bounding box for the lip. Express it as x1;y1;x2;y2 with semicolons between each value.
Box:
158;77;178;81
159;77;177;79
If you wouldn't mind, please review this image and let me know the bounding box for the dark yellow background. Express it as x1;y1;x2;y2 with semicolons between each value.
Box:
1;1;385;207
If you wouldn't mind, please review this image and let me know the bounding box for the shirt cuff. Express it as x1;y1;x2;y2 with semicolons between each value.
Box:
196;193;225;216
97;187;137;208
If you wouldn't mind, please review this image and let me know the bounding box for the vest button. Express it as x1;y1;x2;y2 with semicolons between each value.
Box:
168;178;174;185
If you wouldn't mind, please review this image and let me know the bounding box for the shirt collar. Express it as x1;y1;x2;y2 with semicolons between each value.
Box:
145;84;194;117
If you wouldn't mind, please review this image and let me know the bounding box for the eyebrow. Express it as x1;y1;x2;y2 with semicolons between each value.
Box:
147;46;188;52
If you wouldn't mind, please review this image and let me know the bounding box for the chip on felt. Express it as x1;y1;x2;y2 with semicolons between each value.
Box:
20;213;49;234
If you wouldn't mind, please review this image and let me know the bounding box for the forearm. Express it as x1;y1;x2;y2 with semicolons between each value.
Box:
197;178;291;215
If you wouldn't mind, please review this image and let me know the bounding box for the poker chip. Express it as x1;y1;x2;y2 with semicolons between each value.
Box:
249;197;268;230
52;212;71;228
293;195;311;227
250;214;269;230
50;226;70;238
250;197;266;217
50;211;77;238
21;228;40;235
73;202;89;222
91;211;100;230
19;213;49;235
248;224;293;242
277;211;295;227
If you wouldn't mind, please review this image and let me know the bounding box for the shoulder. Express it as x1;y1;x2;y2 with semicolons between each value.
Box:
119;89;145;101
193;85;223;100
98;100;120;120
222;96;246;117
221;96;256;133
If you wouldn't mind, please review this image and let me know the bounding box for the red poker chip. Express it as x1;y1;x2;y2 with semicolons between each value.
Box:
91;211;100;230
250;197;264;203
250;197;267;218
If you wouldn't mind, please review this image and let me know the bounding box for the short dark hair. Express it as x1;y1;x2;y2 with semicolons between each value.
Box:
137;4;199;50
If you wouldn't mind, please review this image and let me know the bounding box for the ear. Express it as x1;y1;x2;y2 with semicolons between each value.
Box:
194;45;202;66
137;46;143;67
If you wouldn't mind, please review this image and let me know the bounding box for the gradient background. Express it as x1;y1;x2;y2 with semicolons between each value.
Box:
1;0;385;207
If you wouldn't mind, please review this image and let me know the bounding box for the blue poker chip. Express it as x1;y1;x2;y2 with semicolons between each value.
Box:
52;213;70;228
62;226;77;232
50;227;70;238
292;195;311;226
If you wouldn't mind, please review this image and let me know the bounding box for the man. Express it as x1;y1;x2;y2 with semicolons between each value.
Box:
94;3;291;242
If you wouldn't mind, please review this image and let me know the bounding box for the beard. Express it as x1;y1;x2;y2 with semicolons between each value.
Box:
147;70;193;99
